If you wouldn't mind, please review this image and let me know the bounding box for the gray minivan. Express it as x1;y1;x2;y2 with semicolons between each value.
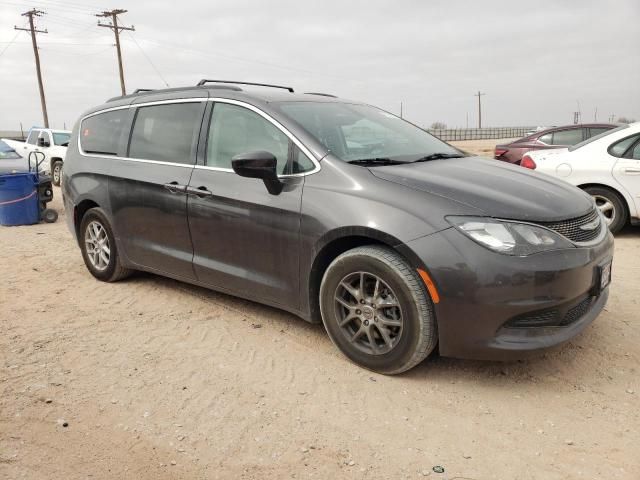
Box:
62;80;614;374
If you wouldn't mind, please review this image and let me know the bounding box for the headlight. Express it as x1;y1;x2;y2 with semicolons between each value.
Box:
447;216;574;256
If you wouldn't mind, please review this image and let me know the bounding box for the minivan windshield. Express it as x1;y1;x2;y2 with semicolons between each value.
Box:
275;102;464;163
568;124;627;152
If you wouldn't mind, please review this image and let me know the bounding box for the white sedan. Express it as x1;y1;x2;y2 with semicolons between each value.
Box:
521;123;640;233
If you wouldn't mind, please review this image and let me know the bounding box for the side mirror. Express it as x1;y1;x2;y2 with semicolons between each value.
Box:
37;137;50;147
231;151;283;195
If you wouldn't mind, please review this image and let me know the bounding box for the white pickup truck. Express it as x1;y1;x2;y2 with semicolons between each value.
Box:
2;128;71;186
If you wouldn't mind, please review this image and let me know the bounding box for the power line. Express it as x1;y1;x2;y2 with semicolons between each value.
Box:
15;8;50;128
96;8;134;96
126;31;170;88
0;31;20;58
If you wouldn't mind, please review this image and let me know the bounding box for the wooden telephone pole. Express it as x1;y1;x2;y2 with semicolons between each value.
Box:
474;90;485;129
96;9;134;96
15;9;49;128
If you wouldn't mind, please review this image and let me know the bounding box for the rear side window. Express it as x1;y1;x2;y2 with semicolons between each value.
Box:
589;127;611;138
608;134;640;157
128;102;203;164
81;109;128;155
551;129;583;146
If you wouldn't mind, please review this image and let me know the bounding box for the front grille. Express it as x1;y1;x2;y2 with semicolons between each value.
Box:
537;208;601;243
504;295;596;329
558;296;595;326
506;309;559;328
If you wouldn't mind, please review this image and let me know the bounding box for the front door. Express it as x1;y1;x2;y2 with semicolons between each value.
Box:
187;101;316;307
107;100;206;280
613;137;640;215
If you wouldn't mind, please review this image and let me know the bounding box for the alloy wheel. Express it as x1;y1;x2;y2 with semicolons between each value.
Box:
53;164;61;184
592;194;616;226
84;220;110;271
334;271;403;355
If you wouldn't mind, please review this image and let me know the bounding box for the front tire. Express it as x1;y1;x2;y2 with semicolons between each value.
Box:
51;161;62;186
79;208;132;282
583;186;627;234
319;245;437;375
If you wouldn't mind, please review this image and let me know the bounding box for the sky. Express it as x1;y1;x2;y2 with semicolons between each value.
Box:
1;0;639;131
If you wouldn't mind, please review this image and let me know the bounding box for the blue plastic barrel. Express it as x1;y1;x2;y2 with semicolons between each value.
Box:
0;173;40;226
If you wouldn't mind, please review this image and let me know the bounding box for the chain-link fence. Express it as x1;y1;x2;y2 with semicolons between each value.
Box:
427;127;534;141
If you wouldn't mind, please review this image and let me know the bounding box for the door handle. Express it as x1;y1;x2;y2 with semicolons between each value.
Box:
186;186;213;197
623;168;640;174
163;181;187;194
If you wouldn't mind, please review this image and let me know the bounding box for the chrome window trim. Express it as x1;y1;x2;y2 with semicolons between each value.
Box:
77;97;321;177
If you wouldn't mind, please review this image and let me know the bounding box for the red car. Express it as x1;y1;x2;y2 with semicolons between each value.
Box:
494;124;617;165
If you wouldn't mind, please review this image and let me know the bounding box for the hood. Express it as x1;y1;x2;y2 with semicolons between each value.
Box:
369;156;594;222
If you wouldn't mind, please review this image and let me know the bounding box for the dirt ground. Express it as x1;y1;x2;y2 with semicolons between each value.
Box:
1;143;639;479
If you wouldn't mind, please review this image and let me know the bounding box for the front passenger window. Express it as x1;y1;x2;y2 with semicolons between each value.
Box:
207;103;292;175
26;130;40;145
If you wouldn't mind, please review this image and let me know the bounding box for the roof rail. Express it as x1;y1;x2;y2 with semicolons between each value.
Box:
133;88;154;94
304;92;337;98
197;79;294;93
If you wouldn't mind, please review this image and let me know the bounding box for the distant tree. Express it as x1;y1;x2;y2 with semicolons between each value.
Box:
617;117;636;124
430;121;447;130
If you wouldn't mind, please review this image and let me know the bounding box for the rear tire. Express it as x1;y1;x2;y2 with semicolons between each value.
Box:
319;245;437;375
583;186;627;234
51;161;62;186
79;208;132;282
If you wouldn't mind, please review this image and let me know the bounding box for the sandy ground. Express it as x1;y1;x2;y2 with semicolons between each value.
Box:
1;153;639;479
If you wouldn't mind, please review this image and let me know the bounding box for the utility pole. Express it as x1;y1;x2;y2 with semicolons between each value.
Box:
96;9;134;96
400;102;403;118
15;9;49;128
573;111;580;124
474;91;485;129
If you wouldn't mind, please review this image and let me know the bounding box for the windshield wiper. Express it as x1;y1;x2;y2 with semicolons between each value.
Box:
413;153;466;162
346;158;406;166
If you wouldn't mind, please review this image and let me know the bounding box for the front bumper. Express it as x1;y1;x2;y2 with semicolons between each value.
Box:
402;227;614;360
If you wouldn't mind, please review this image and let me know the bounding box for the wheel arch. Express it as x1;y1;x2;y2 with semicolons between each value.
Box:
577;182;633;219
74;199;100;243
306;227;425;323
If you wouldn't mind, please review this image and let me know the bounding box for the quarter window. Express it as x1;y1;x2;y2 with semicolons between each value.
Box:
608;135;640;158
81;109;128;156
206;103;314;174
630;141;640;160
129;102;203;164
551;129;583;146
538;133;552;144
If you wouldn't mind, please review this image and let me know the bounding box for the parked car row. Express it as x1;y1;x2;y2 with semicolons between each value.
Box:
493;122;640;234
61;80;614;374
495;123;617;165
520;123;640;233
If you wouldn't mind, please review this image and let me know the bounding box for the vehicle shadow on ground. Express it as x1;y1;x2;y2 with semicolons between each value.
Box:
126;270;614;389
616;224;640;237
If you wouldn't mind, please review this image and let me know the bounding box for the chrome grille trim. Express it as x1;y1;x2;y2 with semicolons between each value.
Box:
536;208;602;243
